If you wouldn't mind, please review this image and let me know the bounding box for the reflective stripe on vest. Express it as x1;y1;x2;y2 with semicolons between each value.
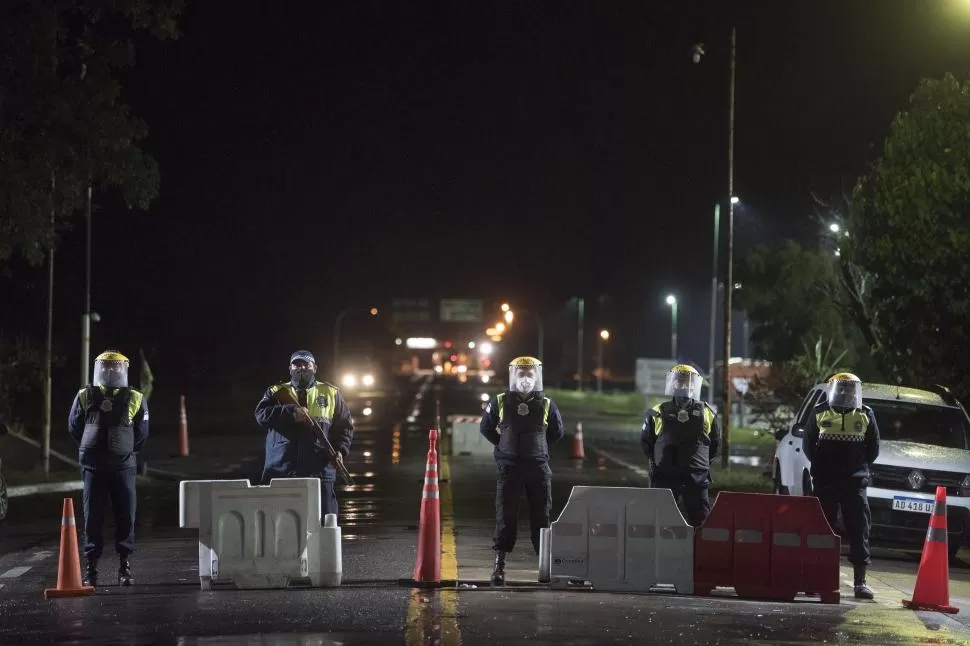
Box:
816;408;868;443
497;393;551;426
270;382;337;421
79;386;143;422
651;402;714;437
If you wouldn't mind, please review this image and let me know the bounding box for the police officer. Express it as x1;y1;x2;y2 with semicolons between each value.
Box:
641;364;719;527
803;372;880;600
68;350;149;587
255;350;354;517
480;356;564;585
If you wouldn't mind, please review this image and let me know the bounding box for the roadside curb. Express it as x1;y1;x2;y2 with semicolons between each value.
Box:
7;480;84;498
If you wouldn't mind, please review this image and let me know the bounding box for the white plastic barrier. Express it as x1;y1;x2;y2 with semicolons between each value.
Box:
448;415;493;457
546;486;694;594
179;478;342;590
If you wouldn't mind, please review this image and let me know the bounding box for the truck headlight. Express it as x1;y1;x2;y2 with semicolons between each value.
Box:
362;374;375;387
961;475;970;497
342;374;357;388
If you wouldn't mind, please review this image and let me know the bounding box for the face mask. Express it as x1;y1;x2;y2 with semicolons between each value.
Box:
290;368;315;388
517;377;536;393
673;395;692;408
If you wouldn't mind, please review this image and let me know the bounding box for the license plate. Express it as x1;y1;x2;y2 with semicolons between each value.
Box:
892;496;934;514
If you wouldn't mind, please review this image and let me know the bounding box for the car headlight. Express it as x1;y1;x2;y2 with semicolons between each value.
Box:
362;406;373;416
342;374;357;388
961;475;970;496
480;393;490;402
362;374;375;387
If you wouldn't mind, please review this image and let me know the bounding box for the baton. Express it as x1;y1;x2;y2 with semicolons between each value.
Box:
275;389;355;487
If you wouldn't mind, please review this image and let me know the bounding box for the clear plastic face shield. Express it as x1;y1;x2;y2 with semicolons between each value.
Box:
664;368;702;403
509;364;543;394
93;358;129;388
828;378;862;410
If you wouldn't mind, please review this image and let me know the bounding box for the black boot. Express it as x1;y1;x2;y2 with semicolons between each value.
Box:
853;565;873;600
82;559;98;587
490;552;506;586
118;555;133;587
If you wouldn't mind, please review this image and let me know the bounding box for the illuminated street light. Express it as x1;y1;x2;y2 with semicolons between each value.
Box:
596;329;610;393
829;222;840;234
468;341;476;349
504;310;514;324
730;196;740;205
369;307;378;316
665;294;676;306
501;303;510;312
479;342;493;356
599;329;610;340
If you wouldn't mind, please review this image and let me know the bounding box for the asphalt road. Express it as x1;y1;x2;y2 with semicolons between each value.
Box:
0;375;967;645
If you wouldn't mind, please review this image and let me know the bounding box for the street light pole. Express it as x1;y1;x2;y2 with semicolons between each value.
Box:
80;184;92;387
43;176;55;476
596;329;609;394
666;295;678;360
576;297;585;392
720;26;737;469
708;202;720;387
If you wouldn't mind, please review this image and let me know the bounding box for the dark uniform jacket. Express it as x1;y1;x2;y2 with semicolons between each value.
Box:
480;391;564;466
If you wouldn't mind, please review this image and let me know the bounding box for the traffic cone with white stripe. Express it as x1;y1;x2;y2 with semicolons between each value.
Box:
570;421;585;459
903;486;959;614
44;498;95;598
410;428;442;587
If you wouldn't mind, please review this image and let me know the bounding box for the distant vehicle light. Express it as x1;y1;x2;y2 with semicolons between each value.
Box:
362;374;375;387
362;406;373;416
434;365;444;374
342;374;357;388
481;374;490;383
406;337;437;349
479;342;493;356
456;365;467;374
480;393;490;402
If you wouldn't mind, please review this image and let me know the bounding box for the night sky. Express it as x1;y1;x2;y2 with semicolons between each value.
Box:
5;0;970;396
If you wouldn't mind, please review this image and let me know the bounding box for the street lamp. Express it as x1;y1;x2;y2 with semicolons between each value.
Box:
501;303;510;312
829;222;840;234
665;294;678;360
597;329;610;394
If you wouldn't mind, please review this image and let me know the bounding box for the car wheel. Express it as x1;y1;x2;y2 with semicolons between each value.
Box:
773;463;790;495
0;472;7;523
802;470;813;497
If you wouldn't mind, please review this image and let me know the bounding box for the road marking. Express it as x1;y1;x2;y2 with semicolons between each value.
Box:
0;584;5;590
0;567;31;578
586;444;651;480
404;454;461;646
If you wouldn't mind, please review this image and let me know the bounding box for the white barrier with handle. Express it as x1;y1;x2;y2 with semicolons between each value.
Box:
448;415;494;457
179;478;341;590
546;485;694;594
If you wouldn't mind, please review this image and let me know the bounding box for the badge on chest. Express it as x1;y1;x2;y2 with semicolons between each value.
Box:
517;402;530;416
100;399;114;413
317;395;328;409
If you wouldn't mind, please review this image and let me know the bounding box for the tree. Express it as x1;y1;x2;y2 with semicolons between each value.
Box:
847;73;970;398
734;241;868;367
0;0;185;266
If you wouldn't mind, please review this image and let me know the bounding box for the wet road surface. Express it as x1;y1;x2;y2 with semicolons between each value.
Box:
0;375;967;644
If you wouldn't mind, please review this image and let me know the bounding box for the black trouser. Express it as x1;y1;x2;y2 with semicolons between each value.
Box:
814;482;871;569
652;474;711;527
493;462;552;554
82;467;136;560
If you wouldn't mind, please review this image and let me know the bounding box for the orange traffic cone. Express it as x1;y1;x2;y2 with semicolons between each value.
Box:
570;421;585;460
178;394;190;457
902;486;959;614
44;498;95;598
409;428;442;587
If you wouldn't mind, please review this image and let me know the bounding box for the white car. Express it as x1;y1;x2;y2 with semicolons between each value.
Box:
773;382;970;559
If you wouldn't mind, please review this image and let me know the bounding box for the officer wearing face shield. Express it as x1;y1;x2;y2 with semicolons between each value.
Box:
803;372;880;600
67;350;149;587
480;357;564;585
255;350;355;517
640;364;720;526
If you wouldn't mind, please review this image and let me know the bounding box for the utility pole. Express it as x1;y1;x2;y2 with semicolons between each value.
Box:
720;27;737;469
